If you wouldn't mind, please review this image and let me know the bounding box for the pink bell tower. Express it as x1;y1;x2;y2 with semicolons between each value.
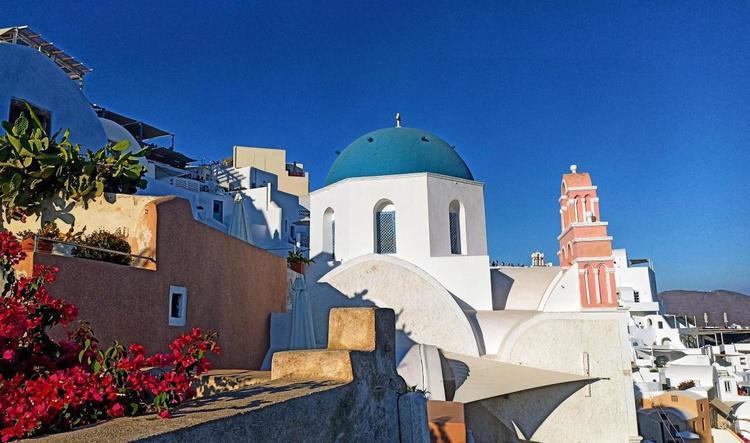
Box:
557;165;617;309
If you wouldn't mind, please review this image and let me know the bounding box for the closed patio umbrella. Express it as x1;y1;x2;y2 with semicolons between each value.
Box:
289;276;316;350
228;192;253;243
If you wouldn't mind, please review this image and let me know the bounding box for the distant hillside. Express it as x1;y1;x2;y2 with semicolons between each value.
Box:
658;290;750;327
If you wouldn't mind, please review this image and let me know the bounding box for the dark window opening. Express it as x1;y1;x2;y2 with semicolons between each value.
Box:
213;200;223;223
170;293;182;318
376;211;396;254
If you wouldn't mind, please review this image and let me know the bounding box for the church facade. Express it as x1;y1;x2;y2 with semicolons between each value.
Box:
301;121;641;442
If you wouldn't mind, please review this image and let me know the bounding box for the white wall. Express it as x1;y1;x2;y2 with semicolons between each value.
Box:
613;248;659;314
663;355;715;388
629;314;685;348
735;401;750;440
311;254;481;357
490;311;640;442
0;44;106;148
538;265;583;312
310;173;492;310
425;175;487;256
144;163;305;257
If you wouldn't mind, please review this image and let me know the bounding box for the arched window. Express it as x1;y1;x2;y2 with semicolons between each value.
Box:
598;264;610;304
323;208;335;257
449;200;466;255
374;200;396;254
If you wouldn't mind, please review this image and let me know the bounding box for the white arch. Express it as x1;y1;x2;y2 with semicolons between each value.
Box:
318;253;481;356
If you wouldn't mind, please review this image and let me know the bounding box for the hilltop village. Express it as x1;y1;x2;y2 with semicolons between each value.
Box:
1;25;749;442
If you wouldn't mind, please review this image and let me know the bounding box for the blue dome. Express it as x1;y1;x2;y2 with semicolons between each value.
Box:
324;127;474;185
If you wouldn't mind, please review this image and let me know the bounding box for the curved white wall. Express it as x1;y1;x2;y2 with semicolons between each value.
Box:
99;117;140;152
314;254;481;357
0;44;106;148
492;311;639;442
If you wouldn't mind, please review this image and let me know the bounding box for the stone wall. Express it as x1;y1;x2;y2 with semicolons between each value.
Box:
37;308;430;443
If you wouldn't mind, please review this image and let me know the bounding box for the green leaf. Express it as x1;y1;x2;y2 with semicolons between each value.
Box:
95;180;104;197
23;101;45;133
13;114;28;135
110;139;130;152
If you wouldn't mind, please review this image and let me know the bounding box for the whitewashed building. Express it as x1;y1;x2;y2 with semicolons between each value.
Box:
295;120;641;442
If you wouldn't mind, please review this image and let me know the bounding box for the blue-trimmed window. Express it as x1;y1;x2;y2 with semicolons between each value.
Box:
375;201;396;254
449;212;461;254
449;200;464;255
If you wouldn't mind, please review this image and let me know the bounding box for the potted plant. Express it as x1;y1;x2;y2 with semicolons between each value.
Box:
72;228;132;265
17;222;62;253
287;250;313;274
17;223;86;254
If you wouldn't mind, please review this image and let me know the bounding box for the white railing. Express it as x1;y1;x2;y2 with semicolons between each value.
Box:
169;176;202;193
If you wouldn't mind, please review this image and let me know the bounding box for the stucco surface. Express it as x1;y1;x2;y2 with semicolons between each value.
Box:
0;44;106;148
314;254;480;358
476;312;640;443
490;266;561;311
5;193;165;268
18;197;287;369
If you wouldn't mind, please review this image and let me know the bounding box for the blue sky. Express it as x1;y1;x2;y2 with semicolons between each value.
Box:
4;1;749;293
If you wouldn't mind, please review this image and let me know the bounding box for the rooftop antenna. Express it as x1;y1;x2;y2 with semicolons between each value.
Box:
395;112;402;128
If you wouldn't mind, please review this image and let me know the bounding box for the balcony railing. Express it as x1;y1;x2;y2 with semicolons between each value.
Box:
30;236;156;266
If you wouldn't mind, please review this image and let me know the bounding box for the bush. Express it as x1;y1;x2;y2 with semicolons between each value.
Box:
0;231;220;441
678;380;696;390
16;222;85;243
72;228;131;265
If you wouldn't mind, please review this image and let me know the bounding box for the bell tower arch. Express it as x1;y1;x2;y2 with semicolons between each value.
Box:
557;165;617;308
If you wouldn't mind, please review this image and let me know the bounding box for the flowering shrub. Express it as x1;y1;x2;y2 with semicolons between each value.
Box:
0;231;220;441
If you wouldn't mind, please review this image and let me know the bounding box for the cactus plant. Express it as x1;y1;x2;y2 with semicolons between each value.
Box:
0;101;149;224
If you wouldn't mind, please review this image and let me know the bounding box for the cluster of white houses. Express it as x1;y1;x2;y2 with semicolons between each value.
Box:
4;25;750;442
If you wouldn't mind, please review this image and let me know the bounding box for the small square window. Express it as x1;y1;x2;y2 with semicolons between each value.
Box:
168;286;187;326
212;200;223;223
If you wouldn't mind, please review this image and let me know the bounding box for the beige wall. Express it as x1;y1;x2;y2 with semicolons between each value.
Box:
643;392;712;442
5;194;166;269
16;197;287;369
233;146;309;197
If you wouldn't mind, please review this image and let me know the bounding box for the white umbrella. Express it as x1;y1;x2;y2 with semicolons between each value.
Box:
289;276;316;350
228;193;253;243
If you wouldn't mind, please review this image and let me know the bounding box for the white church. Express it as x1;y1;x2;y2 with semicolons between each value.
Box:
291;118;643;442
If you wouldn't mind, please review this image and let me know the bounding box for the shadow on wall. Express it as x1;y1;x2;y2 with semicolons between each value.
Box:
490;269;514;311
307;282;417;365
300;252;482;361
448;293;487;356
464;380;595;442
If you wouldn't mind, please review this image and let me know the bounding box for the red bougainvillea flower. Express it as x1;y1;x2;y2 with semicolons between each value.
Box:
0;231;220;441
